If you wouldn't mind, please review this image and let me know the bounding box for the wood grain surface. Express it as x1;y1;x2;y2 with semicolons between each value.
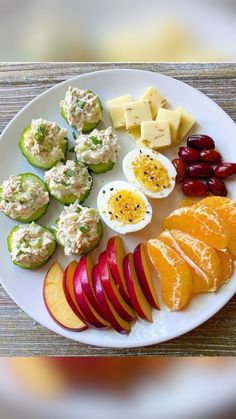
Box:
0;62;235;356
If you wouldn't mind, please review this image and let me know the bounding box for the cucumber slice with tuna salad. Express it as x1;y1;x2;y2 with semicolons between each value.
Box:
74;127;119;174
53;201;103;256
60;86;102;133
7;223;57;269
45;160;93;205
19;119;68;170
0;173;49;222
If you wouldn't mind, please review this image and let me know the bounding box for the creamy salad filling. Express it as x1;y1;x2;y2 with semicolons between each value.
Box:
0;175;49;219
56;201;100;256
75;127;119;165
60;86;102;131
45;160;92;200
24;119;67;163
10;223;55;266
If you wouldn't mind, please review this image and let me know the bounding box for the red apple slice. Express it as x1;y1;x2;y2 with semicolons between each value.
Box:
98;250;136;322
92;264;131;334
74;255;104;317
63;260;87;324
73;268;110;329
133;243;159;309
107;236;130;303
123;253;153;321
43;262;86;331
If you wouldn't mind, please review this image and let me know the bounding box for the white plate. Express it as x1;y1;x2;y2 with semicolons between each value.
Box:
0;69;236;349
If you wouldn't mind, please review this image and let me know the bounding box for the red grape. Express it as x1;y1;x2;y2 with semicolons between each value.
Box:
178;147;200;162
187;135;215;150
214;163;236;179
182;179;209;197
206;177;227;196
172;158;186;182
200;149;222;163
186;163;213;178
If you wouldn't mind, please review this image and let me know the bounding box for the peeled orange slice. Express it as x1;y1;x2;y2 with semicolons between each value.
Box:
195;197;236;240
163;206;229;249
215;249;234;286
158;230;220;293
147;239;192;311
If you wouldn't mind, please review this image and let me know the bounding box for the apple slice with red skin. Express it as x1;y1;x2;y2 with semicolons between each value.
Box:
74;255;105;318
98;250;136;322
92;264;131;334
123;253;153;321
106;236;130;303
63;260;88;324
73;270;110;329
133;243;159;309
43;262;87;331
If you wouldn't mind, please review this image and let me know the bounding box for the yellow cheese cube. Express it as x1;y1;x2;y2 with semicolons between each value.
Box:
107;95;132;129
141;87;167;119
140;121;171;150
156;108;181;144
124;100;152;129
176;107;196;144
126;126;141;143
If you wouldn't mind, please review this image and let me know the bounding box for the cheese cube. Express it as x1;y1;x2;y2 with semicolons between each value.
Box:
124;100;152;129
141;87;167;119
107;95;132;129
140;121;171;150
175;107;196;144
126;126;141;143
156;108;181;144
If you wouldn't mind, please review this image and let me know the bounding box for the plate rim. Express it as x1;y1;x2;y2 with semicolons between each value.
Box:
0;67;236;349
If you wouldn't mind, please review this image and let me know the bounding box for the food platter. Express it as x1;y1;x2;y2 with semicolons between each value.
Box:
0;69;236;348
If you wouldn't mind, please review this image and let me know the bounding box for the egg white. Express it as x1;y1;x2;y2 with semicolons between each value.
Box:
122;148;176;199
97;180;152;234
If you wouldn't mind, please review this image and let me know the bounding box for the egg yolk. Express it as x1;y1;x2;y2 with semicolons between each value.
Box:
131;154;170;192
107;189;147;224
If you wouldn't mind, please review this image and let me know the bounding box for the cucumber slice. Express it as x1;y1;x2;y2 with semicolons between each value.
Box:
7;224;57;269
19;125;68;170
88;161;114;174
60;95;102;134
48;179;92;206
0;173;49;222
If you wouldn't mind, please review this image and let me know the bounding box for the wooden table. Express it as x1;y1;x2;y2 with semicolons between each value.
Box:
0;63;235;356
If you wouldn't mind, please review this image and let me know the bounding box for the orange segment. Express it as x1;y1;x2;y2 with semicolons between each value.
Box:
158;230;215;294
147;239;192;311
215;249;234;286
167;230;222;291
228;240;236;259
195;197;236;240
163;205;229;249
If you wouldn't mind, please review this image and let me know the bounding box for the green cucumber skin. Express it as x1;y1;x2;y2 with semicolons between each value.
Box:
0;173;50;223
46;175;93;206
19;125;68;170
60;96;102;133
53;219;103;255
88;161;114;174
7;225;57;270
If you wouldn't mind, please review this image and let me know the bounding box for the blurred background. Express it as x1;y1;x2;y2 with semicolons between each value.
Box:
0;357;236;419
0;0;235;62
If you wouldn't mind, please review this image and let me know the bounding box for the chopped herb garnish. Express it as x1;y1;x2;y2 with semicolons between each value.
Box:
72;131;77;140
68;170;74;177
69;147;75;153
75;99;86;109
76;207;82;213
35;124;46;142
79;226;87;233
90;136;101;145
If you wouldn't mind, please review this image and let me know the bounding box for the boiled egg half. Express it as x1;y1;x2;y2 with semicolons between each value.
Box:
97;180;152;234
123;148;176;198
